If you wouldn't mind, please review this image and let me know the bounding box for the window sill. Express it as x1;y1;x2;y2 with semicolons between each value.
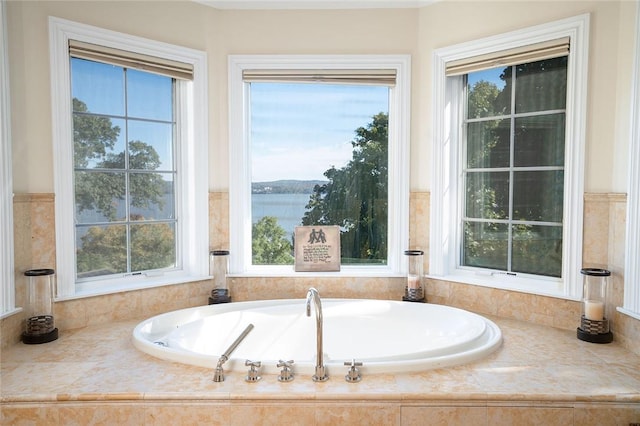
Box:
426;271;576;301
0;307;23;320
231;265;404;279
54;275;210;302
617;306;640;322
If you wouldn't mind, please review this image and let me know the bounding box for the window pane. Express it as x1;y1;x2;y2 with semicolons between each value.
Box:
513;171;564;222
252;192;307;240
73;112;125;169
463;221;508;270
126;69;173;121
71;57;178;282
515;56;567;113
71;58;124;116
76;224;127;278
512;224;562;277
466;119;510;168
465;171;509;220
514;114;565;167
130;223;176;271
250;82;389;266
127;120;173;170
75;171;126;223
129;173;174;220
467;67;511;118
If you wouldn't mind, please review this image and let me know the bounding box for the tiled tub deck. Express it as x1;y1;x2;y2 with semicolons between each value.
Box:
1;314;640;425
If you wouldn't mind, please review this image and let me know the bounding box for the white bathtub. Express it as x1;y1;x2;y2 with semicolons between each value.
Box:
132;298;502;375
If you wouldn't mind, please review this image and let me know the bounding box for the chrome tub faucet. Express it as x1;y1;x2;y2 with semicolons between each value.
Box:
306;287;328;381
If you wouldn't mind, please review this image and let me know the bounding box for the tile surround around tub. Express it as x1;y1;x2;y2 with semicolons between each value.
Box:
2;315;640;426
1;191;639;357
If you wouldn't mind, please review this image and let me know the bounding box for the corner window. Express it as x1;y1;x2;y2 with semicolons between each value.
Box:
71;57;178;280
229;55;410;275
462;57;567;278
431;15;589;299
50;18;209;297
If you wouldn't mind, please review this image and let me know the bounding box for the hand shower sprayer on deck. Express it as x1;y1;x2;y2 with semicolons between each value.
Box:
212;323;254;382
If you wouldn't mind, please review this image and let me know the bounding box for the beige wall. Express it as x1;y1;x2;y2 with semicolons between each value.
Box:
8;0;637;193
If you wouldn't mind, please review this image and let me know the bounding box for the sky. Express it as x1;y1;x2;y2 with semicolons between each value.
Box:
71;58;174;171
249;82;389;182
467;66;507;90
72;58;391;183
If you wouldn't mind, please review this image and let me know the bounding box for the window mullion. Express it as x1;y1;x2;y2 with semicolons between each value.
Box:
123;67;132;274
507;65;517;273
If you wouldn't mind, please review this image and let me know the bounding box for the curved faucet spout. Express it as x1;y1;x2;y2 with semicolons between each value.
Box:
306;287;328;381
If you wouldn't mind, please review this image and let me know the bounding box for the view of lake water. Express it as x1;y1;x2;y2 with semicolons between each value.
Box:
252;193;311;237
76;191;310;240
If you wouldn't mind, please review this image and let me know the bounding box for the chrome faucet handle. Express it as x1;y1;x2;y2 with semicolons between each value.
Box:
344;359;362;383
277;359;295;382
245;359;262;382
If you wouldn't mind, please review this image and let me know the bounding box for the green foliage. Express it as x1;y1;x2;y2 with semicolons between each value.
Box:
76;225;127;277
73;97;174;277
76;222;175;277
252;216;294;265
467;80;501;118
73;98;166;221
73;98;121;169
302;112;388;263
463;58;566;278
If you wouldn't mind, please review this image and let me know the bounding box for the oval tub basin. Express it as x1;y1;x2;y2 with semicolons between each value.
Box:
132;299;502;375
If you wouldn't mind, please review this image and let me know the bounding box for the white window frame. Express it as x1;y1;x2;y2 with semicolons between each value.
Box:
619;4;640;320
49;17;209;299
228;54;411;277
0;0;16;317
430;14;589;300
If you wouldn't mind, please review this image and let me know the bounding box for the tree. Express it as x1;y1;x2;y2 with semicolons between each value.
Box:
73;98;121;169
252;216;294;264
467;80;502;119
302;112;388;263
76;218;176;277
73;99;166;221
73;98;174;276
463;57;567;277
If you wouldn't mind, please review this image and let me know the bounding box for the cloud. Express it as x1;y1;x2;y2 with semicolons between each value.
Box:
252;143;353;182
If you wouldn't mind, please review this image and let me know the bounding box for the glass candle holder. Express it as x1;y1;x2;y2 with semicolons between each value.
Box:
577;268;613;343
403;250;425;302
209;250;231;304
23;268;58;344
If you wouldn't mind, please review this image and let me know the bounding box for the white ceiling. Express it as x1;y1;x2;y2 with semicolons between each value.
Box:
195;0;439;10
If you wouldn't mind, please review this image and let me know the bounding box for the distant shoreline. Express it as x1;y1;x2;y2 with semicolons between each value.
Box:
252;179;328;194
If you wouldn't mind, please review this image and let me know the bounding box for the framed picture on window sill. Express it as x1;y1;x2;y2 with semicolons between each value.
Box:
294;225;341;272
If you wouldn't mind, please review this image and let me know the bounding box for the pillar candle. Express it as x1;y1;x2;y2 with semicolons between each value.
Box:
407;275;420;290
584;300;604;321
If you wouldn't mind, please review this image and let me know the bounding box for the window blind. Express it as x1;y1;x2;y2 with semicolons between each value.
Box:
69;40;193;80
446;37;570;76
242;69;396;86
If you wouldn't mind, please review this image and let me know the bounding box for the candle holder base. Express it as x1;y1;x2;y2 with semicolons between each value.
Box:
208;289;231;304
22;328;58;345
402;296;425;303
403;287;425;303
576;327;613;344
